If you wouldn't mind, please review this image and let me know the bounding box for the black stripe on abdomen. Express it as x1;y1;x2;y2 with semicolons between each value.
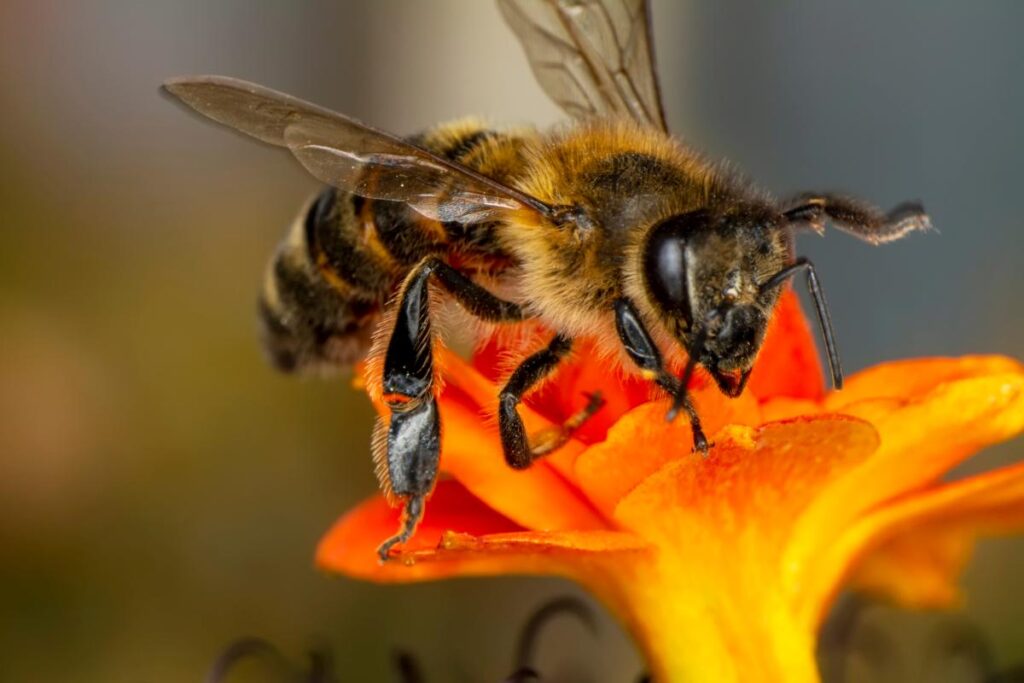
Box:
305;186;397;297
260;251;379;371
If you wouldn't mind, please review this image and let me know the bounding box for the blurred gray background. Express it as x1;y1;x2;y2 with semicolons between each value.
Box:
1;1;1021;681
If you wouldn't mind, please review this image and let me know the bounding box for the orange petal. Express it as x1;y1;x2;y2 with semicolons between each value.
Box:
525;338;654;445
746;289;825;402
846;525;973;609
317;479;523;580
440;383;609;532
574;387;762;516
362;345;598;532
826;355;1024;409
613;417;880;547
440;345;583;467
759;397;823;423
476;331;653;445
474;316;655;404
789;362;1024;603
317;480;649;583
799;459;1024;625
363;342;606;531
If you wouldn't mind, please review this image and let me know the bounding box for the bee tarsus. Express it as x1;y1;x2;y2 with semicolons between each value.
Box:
614;298;709;455
377;487;426;563
498;334;577;469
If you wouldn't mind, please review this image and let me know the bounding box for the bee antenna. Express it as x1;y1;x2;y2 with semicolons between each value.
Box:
205;638;285;683
760;257;843;390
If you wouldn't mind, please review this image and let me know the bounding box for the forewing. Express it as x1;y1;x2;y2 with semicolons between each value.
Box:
498;0;667;130
162;75;550;223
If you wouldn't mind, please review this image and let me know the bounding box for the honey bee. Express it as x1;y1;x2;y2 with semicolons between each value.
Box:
164;0;931;560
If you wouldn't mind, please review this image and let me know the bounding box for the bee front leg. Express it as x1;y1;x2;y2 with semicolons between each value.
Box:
377;257;526;560
782;193;931;245
613;298;709;455
498;334;604;469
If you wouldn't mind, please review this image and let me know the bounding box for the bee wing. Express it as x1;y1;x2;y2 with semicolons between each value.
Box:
498;0;667;130
162;75;553;224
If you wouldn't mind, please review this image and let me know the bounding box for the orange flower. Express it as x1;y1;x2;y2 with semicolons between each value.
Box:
317;291;1024;682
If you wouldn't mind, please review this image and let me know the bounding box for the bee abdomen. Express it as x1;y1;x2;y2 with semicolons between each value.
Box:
310;189;398;295
259;187;392;372
258;120;530;373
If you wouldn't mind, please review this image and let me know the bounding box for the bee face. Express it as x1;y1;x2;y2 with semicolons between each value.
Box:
641;205;791;394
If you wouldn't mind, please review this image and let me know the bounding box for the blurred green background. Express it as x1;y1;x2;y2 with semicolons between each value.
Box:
1;2;1021;681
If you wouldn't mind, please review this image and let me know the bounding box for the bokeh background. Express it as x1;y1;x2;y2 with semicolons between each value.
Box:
2;1;1022;681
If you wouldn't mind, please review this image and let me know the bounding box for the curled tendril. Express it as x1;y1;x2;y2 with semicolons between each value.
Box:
206;597;653;682
512;596;597;673
206;637;336;683
207;598;1019;682
503;667;541;683
393;650;426;683
401;596;607;682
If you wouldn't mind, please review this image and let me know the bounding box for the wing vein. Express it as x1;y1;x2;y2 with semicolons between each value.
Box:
499;0;668;130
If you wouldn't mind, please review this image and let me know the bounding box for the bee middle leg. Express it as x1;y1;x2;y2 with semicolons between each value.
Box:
498;334;605;470
377;256;524;560
613;297;709;454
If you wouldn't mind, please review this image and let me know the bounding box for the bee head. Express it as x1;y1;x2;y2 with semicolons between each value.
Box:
641;207;789;395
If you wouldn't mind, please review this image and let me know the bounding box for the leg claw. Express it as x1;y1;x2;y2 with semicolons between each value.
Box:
691;431;712;457
377;536;401;564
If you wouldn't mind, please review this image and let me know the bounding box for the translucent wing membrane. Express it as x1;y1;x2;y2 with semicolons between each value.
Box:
498;0;667;130
283;121;519;224
162;76;551;223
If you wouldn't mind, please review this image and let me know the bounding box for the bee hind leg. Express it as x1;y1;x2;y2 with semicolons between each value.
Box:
498;334;605;469
377;262;441;562
378;257;526;560
376;486;428;563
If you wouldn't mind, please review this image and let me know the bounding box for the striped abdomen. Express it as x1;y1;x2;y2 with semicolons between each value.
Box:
258;119;532;373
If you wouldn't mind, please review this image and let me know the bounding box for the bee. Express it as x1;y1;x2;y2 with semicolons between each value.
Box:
164;0;931;560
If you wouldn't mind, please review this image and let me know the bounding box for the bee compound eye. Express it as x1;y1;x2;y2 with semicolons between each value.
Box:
644;214;699;324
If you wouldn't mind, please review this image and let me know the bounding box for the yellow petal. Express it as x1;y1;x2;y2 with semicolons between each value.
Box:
804;459;1024;621
597;419;878;683
788;362;1024;626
